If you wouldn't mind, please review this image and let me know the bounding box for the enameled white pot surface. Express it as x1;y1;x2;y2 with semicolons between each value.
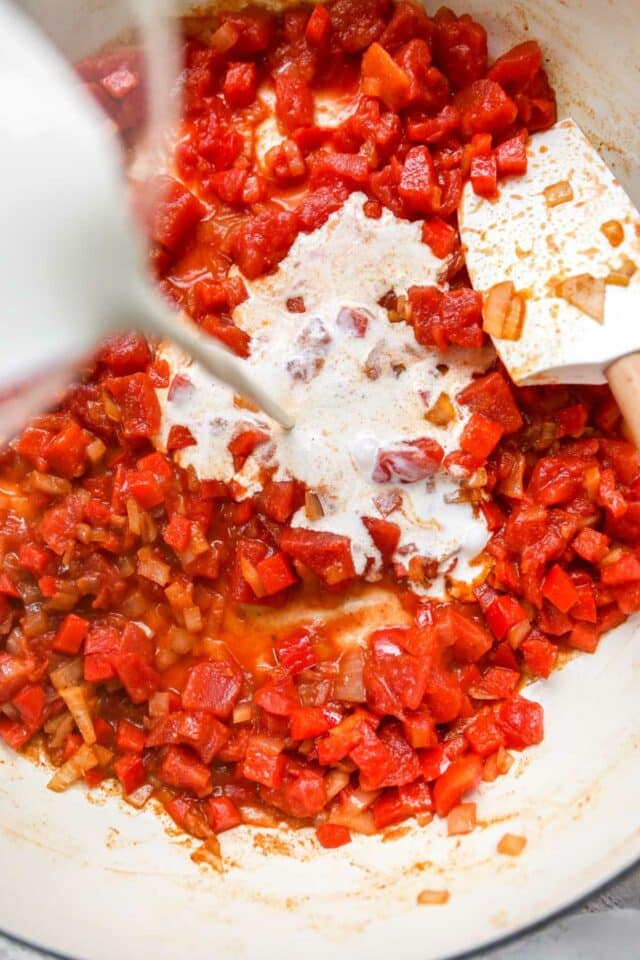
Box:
3;2;640;958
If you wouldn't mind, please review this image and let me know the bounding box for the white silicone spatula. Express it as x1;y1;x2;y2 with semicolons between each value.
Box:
0;2;293;442
459;118;640;442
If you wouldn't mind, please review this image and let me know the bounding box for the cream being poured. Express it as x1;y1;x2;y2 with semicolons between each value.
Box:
155;193;494;592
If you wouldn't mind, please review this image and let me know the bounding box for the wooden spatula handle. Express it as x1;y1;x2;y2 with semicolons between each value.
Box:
607;354;640;448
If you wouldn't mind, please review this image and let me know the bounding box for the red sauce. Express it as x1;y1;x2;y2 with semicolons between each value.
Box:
0;3;633;855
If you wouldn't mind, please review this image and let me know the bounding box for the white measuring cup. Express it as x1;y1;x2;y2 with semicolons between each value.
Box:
0;1;293;442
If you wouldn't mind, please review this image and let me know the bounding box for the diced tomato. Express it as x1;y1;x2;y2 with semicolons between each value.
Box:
601;553;640;585
488;41;542;89
243;734;286;788
464;711;504;757
408;285;485;350
372;437;444;483
454;79;517;137
255;552;297;595
495;129;528;177
305;5;331;47
18;543;51;576
163;514;192;554
158;746;212;797
12;684;45;728
521;637;557;678
256;480;301;523
470;152;498;197
421;217;457;259
399;146;440;215
275;74;314;132
53;613;89;654
373;779;433;829
362;516;400;558
460;413;504;460
275;629;317;675
228;428;270;472
280;528;355;585
484;595;527;641
573;527;610;564
433;754;482;816
223;62;257;108
316;823;351;848
433;8;487;90
496;696;543;749
114;753;146;795
116;719;146;754
290;705;335;740
147;710;229;764
182;661;242;718
362;41;410;111
457;371;523;434
206;796;242;833
254;675;299;716
148;176;204;253
104;373;161;440
230;208;298;279
542;564;580;613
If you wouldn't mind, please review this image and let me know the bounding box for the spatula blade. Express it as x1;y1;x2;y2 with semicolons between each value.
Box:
459;119;640;385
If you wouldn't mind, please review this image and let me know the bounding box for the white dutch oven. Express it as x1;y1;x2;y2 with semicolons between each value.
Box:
2;2;640;958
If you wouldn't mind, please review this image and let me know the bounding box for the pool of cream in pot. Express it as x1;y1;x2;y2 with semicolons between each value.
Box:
155;194;494;592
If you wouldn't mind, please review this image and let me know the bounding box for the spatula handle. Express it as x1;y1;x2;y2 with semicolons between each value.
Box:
606;354;640;448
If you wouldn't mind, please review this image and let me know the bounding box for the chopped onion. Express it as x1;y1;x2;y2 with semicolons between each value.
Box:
137;548;170;586
189;526;210;556
324;769;351;802
165;580;192;610
140;513;158;544
237;805;278;828
93;744;113;766
45;711;75;750
29;471;71;496
155;648;178;672
600;219;624;247
191;836;223;873
121;589;147;619
50;657;84;691
425;392;455;427
75;523;92;545
447;802;477;836
183;605;203;633
606;253;637;287
417;889;450;906
506;619;531;649
86;438;106;464
233;394;260;413
206;20;239;51
304;490;324;520
22;607;50;638
329;806;376;835
482;281;526;341
497;833;527;856
543;180;574;207
126;497;142;536
60;686;96;745
240;556;265;598
149;691;171;717
125;783;154;809
47;743;98;793
558;274;605;323
334;648;366;702
232;702;253;724
102;392;121;422
496;746;514;775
